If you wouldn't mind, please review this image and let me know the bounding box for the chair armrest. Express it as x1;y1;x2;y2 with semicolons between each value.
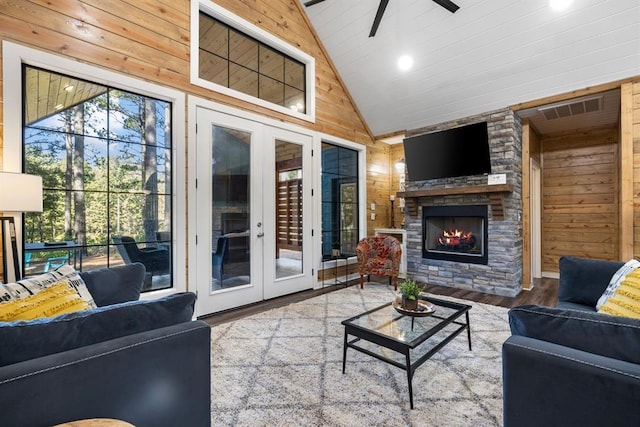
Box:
140;247;168;253
0;320;211;427
503;335;640;427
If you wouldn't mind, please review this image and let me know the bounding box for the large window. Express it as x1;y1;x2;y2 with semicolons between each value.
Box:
192;0;315;122
22;66;173;291
199;13;306;113
321;143;359;259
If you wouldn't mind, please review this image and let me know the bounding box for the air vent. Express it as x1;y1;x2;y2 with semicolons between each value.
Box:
538;96;603;120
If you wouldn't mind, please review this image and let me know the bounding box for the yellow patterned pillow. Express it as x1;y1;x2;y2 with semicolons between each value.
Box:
598;268;640;319
0;281;92;321
0;265;96;308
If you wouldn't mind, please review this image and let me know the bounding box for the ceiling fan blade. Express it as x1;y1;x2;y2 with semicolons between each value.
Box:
369;0;390;37
432;0;460;13
304;0;326;6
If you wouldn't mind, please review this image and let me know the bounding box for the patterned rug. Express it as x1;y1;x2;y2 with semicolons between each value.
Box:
210;283;511;426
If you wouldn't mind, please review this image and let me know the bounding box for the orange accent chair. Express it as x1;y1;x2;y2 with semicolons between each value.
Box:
356;236;402;290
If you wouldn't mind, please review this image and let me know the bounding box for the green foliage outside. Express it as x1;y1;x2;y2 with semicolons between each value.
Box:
23;69;171;265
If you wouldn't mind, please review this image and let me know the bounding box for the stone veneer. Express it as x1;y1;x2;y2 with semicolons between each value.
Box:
403;108;523;297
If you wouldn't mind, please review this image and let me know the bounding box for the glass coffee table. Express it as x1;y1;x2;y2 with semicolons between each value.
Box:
341;295;472;409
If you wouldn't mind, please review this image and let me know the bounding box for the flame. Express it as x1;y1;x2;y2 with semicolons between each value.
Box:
438;229;474;246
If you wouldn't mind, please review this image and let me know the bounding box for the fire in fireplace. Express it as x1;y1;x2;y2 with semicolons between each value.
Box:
437;228;478;253
422;205;488;265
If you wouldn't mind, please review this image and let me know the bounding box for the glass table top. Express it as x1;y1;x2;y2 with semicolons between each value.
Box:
342;295;471;348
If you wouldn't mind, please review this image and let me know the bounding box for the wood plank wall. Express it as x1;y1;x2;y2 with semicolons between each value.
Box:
0;0;394;278
389;143;406;227
632;81;640;258
0;0;380;143
541;126;619;272
367;143;391;231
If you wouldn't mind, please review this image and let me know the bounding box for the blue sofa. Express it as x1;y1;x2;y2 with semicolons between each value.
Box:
0;263;211;427
502;256;640;427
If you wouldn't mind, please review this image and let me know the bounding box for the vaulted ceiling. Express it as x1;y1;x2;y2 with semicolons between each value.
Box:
299;0;640;137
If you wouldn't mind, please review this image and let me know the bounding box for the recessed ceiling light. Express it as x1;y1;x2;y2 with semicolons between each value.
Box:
549;0;573;11
397;55;414;72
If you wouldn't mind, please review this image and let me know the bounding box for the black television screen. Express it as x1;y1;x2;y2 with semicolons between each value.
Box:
403;122;491;181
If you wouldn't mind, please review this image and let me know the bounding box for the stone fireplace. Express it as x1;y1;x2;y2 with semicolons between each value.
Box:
423;205;488;265
400;108;523;297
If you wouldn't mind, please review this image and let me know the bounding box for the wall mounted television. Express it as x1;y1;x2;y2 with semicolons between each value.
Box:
403;121;491;182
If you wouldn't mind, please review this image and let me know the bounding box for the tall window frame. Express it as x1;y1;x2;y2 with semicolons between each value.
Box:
22;65;173;290
321;143;360;259
2;41;187;297
191;0;316;123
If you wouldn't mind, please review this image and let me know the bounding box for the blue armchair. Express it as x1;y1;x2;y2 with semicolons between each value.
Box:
502;256;640;427
112;235;170;276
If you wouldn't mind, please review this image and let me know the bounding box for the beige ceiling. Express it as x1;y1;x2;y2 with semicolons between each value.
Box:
299;0;640;137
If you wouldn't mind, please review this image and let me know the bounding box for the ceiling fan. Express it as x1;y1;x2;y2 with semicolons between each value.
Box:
303;0;460;37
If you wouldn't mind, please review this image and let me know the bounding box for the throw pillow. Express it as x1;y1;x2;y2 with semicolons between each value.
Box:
79;263;145;306
597;268;640;318
0;281;92;321
0;264;96;308
0;292;196;367
558;256;625;307
596;258;640;311
509;304;640;365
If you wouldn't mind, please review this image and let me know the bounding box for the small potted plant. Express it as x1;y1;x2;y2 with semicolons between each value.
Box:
398;278;421;311
331;242;341;258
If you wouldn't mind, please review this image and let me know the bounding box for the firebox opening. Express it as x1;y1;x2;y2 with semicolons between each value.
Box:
422;205;488;265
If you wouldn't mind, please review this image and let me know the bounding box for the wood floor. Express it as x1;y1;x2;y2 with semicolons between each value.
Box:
201;277;558;327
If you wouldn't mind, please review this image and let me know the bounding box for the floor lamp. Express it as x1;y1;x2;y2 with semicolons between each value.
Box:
0;172;43;283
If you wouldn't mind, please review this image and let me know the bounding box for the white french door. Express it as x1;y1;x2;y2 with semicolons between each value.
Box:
195;106;313;315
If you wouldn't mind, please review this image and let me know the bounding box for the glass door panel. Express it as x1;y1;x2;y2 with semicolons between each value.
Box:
196;107;263;315
195;106;312;315
262;127;312;300
275;139;303;279
211;126;251;290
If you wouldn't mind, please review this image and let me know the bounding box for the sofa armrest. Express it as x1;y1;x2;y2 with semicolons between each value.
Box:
0;320;211;427
558;256;624;307
503;335;640;427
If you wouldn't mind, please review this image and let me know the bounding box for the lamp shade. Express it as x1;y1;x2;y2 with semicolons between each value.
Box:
0;172;43;212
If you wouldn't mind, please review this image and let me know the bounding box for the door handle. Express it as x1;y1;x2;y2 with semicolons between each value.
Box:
257;232;264;238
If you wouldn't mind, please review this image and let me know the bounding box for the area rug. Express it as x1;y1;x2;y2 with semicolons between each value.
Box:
210;283;511;426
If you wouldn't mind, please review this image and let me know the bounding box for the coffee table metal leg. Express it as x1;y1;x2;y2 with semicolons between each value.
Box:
466;311;472;351
342;330;348;374
405;350;414;409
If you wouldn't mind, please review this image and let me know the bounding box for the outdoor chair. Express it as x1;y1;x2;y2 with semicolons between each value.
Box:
112;235;170;276
155;231;171;251
356;236;402;290
212;236;229;284
44;255;70;272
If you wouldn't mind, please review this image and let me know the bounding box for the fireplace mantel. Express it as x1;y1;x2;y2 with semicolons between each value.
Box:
397;183;513;220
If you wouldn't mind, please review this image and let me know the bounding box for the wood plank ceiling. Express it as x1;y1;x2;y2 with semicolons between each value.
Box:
299;0;640;136
24;67;107;126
